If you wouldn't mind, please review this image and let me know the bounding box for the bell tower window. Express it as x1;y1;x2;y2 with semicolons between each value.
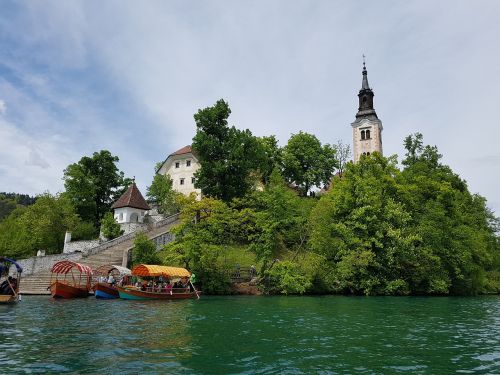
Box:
366;129;371;139
361;130;366;140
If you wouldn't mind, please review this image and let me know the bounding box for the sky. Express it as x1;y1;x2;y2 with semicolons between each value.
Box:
0;1;499;214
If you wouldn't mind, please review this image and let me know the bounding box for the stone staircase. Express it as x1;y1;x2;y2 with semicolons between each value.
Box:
20;217;179;295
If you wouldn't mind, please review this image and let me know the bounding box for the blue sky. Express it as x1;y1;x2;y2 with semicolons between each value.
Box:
0;1;499;214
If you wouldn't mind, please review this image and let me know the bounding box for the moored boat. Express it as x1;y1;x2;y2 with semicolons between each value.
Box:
49;261;93;299
117;264;200;300
93;265;131;299
0;257;23;304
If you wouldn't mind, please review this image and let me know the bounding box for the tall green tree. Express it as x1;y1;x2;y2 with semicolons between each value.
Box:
146;173;180;215
310;154;421;295
192;99;264;202
257;135;283;185
398;133;499;294
63;150;130;227
282;132;338;196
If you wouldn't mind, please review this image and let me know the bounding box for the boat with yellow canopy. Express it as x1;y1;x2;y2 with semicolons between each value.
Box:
116;264;200;300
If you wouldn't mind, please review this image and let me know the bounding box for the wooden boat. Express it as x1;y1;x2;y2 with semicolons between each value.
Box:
0;257;23;304
93;265;131;299
117;264;200;300
49;261;93;299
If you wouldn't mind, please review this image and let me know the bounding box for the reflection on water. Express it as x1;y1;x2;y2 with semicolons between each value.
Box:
0;296;499;374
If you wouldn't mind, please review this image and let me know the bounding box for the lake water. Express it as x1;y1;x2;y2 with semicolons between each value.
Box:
0;295;499;374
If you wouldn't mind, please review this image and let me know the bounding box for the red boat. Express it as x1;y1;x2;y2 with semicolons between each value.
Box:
49;261;93;298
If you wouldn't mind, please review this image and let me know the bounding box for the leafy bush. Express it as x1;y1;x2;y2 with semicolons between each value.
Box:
132;233;160;266
263;261;311;295
72;221;98;241
100;212;123;240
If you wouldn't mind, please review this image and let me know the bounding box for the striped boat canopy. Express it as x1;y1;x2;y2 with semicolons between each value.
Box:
131;264;191;278
94;264;131;276
51;261;93;275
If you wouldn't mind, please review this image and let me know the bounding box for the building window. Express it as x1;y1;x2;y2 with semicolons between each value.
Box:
175;162;180;168
119;213;123;221
366;129;371;139
186;160;191;167
180;178;185;185
191;177;195;184
361;130;366;140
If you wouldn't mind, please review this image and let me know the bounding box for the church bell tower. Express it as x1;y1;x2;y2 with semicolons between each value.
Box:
351;61;383;163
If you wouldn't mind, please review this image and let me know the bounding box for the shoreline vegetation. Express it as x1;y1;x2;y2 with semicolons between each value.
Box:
1;100;499;296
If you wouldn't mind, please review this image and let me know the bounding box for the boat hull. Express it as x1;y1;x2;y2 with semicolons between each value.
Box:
50;281;90;299
116;286;199;300
0;294;18;304
94;283;119;299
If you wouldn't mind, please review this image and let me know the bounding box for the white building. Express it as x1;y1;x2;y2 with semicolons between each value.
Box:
156;145;201;197
351;62;383;163
112;182;151;224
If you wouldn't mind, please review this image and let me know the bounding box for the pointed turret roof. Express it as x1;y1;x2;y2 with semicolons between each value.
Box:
111;182;151;210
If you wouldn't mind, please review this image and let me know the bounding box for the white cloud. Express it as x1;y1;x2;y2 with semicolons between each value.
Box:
0;99;6;114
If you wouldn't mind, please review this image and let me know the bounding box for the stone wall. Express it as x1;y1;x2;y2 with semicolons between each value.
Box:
63;239;101;254
15;252;83;277
119;222;148;235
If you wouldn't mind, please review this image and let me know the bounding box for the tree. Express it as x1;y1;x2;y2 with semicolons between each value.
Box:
192;99;264;202
310;154;422;295
63;150;130;227
257;135;283;185
100;212;123;240
282;132;338;196
146;173;180;215
132;233;160;266
0;193;83;258
335;140;351;176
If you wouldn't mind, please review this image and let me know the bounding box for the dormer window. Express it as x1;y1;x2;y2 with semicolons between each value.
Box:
186;160;191;167
175;162;180;168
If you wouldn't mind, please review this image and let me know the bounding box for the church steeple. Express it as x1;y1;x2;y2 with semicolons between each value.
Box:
356;62;378;119
351;58;383;163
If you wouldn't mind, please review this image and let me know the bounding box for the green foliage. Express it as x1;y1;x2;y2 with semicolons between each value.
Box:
282;132;338;196
257;135;283;184
132;233;160;266
100;212;123;240
0;193;36;222
192;99;264;201
247;170;314;271
71;221;98;241
263;261;312;295
146;173;180;215
310;135;499;296
0;193;83;258
63;150;130;227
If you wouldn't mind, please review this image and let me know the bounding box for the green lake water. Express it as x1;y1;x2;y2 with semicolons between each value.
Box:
0;295;499;374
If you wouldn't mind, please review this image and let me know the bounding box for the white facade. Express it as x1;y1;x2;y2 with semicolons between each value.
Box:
351;118;383;163
157;148;201;198
114;206;147;223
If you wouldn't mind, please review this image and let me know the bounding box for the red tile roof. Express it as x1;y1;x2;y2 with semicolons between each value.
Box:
170;145;192;156
111;183;151;210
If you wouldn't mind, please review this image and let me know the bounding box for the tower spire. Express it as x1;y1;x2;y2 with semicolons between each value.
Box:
361;57;370;90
